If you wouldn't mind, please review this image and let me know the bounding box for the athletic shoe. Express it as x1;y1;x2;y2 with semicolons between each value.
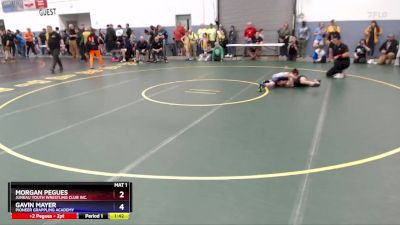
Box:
50;68;55;74
258;83;265;92
164;60;168;63
333;73;345;79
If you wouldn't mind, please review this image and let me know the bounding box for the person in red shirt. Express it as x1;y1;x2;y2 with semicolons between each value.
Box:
243;21;257;57
24;28;37;57
174;22;186;56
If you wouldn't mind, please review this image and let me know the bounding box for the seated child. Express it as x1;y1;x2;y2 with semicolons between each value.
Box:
353;39;370;64
312;45;326;63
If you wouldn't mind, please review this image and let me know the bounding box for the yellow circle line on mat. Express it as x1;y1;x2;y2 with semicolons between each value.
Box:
0;65;399;180
141;79;269;107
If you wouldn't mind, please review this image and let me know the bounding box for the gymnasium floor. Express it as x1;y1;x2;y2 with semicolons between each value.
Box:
0;57;399;225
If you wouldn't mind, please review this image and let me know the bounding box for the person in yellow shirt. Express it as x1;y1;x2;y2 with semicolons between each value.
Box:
181;31;190;60
364;20;383;57
188;29;198;60
197;24;207;55
326;19;341;60
197;24;207;40
207;23;217;47
326;19;341;43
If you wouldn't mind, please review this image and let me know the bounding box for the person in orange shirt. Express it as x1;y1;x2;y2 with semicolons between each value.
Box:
24;28;37;57
86;29;104;69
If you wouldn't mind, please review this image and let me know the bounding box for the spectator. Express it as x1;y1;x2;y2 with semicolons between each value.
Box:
7;30;16;58
135;36;149;63
227;25;237;57
212;42;224;62
126;23;132;39
277;23;291;59
98;29;106;55
86;28;104;69
116;25;124;42
79;26;90;61
197;24;207;55
151;36;167;63
60;30;70;55
312;45;326;63
353;39;370;64
174;22;186;56
0;30;3;55
181;30;190;60
395;47;400;66
198;33;210;61
105;24;117;55
377;34;398;65
326;37;350;79
198;40;212;61
188;29;198;60
120;35;132;62
248;31;263;60
313;22;326;48
297;21;309;58
364;20;382;57
217;24;228;55
156;25;168;57
24;28;37;57
326;20;341;62
47;25;63;74
68;24;80;59
39;28;47;55
59;31;67;55
287;36;298;61
243;21;257;57
207;23;217;47
2;30;13;62
326;19;341;44
15;30;26;58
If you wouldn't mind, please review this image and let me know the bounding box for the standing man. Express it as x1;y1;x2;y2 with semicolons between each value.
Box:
47;26;63;74
68;24;79;59
326;37;350;79
174;22;186;56
277;23;291;59
297;21;309;58
39;28;47;55
24;28;37;57
126;23;132;39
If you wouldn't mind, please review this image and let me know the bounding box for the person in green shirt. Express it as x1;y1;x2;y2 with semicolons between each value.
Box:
212;42;224;61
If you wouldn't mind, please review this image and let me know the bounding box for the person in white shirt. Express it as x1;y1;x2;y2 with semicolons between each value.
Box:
312;45;326;63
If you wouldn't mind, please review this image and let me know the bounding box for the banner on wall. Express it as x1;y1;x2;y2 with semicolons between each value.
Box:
1;0;47;13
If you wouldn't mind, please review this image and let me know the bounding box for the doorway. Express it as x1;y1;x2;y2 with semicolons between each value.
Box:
176;14;191;30
59;13;91;30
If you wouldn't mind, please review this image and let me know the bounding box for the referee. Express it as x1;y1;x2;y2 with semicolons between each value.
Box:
326;36;350;79
47;25;63;74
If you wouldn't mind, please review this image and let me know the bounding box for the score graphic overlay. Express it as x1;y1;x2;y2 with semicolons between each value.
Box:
8;182;132;220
